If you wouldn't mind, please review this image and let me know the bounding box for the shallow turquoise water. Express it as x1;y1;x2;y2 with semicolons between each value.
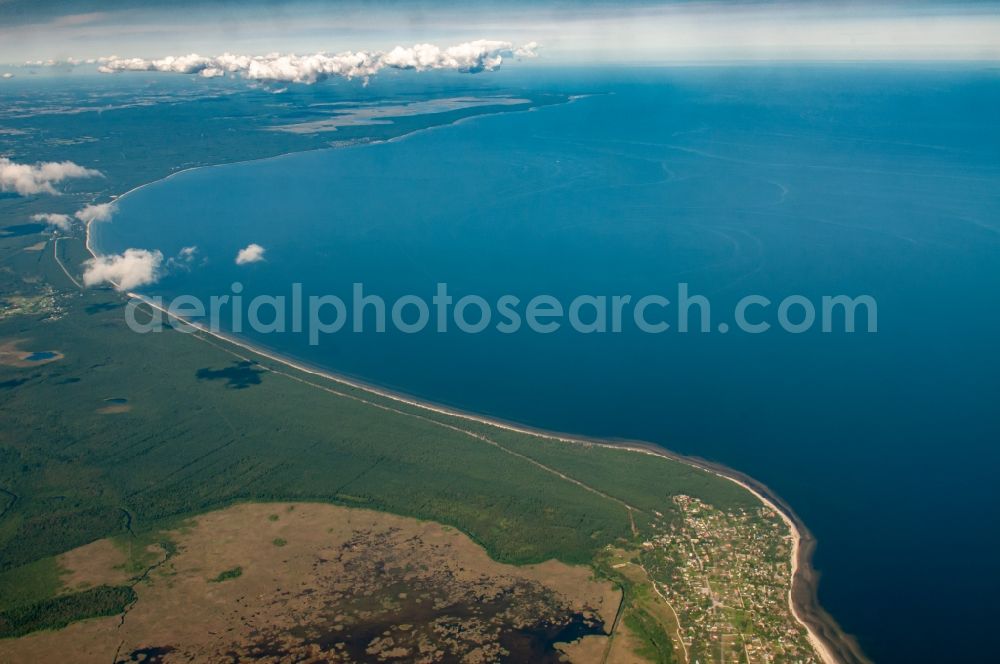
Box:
100;67;1000;662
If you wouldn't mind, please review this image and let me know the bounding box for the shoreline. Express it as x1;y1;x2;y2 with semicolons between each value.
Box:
109;286;866;664
85;93;576;258
77;100;865;662
605;439;870;664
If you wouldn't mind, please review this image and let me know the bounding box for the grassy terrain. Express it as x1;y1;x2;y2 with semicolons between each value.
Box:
596;549;681;664
624;609;676;664
0;558;63;613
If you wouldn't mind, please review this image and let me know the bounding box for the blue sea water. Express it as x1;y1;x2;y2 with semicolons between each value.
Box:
99;66;1000;663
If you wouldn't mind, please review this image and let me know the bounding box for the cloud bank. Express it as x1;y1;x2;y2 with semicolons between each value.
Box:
235;243;265;265
74;202;116;224
31;212;73;231
97;40;537;84
0;157;101;196
83;248;163;291
24;57;97;67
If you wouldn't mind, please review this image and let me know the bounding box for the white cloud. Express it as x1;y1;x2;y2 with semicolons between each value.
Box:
1;73;13;79
74;202;116;224
0;157;102;196
31;212;73;231
97;40;537;84
513;42;539;58
97;53;215;75
381;40;535;73
235;243;265;265
82;248;163;291
167;245;199;270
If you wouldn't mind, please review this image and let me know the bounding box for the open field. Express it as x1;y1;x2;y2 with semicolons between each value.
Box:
1;502;620;663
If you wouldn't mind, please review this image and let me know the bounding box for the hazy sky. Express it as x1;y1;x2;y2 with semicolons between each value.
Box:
1;1;998;65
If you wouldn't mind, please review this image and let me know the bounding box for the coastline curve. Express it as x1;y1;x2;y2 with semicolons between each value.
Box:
113;286;869;664
75;94;868;662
